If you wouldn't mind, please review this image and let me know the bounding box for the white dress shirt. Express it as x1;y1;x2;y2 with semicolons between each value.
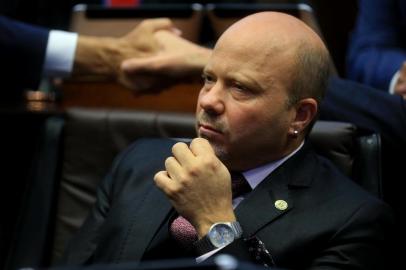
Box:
42;30;78;78
389;70;400;94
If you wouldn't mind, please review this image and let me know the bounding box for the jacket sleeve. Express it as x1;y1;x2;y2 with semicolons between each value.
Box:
346;0;406;91
0;15;49;97
321;77;406;150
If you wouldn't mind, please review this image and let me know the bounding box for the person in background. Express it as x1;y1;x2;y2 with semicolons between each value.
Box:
346;0;406;98
0;15;179;100
62;12;393;269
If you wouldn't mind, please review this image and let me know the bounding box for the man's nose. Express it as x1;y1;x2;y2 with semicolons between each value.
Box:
198;82;225;115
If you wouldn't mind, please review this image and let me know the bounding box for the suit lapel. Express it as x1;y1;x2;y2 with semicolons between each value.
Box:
235;144;318;237
235;166;292;236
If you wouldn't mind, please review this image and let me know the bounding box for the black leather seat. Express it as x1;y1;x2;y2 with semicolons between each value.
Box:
5;107;382;269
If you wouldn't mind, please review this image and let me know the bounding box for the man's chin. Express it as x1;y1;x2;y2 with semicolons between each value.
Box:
199;133;220;147
200;136;228;161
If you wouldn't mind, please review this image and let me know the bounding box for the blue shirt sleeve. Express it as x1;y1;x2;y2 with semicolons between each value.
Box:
347;0;406;91
0;15;49;98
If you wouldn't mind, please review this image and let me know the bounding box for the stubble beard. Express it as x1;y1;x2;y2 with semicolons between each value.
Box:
199;132;229;162
197;111;229;163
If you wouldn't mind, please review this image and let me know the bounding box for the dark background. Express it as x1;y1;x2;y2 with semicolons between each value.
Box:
0;1;359;269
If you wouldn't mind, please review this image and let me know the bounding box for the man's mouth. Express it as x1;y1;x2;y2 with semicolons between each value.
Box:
198;122;223;136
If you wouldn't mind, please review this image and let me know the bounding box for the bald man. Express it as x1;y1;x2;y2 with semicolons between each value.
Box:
62;12;393;269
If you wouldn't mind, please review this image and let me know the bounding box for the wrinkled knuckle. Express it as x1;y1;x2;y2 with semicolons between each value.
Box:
179;176;191;189
167;185;181;199
177;172;188;183
153;173;162;186
165;188;175;199
165;157;174;167
187;164;201;177
201;156;217;169
172;142;184;152
154;171;162;179
195;137;207;144
190;138;201;147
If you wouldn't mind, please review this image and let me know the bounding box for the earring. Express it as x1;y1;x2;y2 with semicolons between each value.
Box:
293;130;299;135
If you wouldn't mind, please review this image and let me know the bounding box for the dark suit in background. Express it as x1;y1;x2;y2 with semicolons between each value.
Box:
323;77;406;150
62;138;393;269
346;0;406;91
0;15;48;100
321;77;406;204
321;77;405;262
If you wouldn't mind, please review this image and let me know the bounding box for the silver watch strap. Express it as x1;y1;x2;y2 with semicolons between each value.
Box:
228;221;243;238
193;221;243;255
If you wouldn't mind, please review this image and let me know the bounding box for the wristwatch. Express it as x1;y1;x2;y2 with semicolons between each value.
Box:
194;221;243;254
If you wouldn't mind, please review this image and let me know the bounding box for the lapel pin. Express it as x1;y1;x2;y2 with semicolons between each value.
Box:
275;200;288;210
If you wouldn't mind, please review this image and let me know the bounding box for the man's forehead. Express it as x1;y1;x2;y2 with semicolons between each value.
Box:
205;45;280;92
211;30;294;71
214;24;293;63
215;11;325;56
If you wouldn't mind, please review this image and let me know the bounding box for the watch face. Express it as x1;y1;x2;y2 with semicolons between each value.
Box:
208;223;235;248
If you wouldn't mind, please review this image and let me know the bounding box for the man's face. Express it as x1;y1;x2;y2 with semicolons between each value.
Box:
195;35;298;170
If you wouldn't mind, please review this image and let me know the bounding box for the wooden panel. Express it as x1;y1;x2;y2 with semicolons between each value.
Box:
59;82;201;113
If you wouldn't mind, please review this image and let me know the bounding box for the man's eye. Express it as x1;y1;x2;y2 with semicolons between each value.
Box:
202;74;215;84
232;83;249;93
231;83;256;99
234;84;246;91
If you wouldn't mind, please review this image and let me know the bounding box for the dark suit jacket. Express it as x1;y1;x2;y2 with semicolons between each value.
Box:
322;77;405;219
62;138;393;269
347;0;406;90
323;77;406;150
321;77;404;265
0;15;49;100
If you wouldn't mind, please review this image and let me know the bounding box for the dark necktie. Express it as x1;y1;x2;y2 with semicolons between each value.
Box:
169;172;251;247
230;172;252;199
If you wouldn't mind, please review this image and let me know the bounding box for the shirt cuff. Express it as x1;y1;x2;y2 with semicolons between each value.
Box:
196;246;224;263
43;30;78;78
389;71;400;95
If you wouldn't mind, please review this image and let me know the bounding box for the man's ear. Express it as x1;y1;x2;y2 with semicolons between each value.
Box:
288;98;318;136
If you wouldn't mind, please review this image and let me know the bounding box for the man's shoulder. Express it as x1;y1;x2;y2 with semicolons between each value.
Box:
291;144;383;204
313;151;389;210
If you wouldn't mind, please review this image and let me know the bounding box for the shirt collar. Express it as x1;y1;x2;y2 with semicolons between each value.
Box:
242;141;305;190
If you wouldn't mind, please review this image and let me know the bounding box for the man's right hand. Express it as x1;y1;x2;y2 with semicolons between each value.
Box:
154;138;235;238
